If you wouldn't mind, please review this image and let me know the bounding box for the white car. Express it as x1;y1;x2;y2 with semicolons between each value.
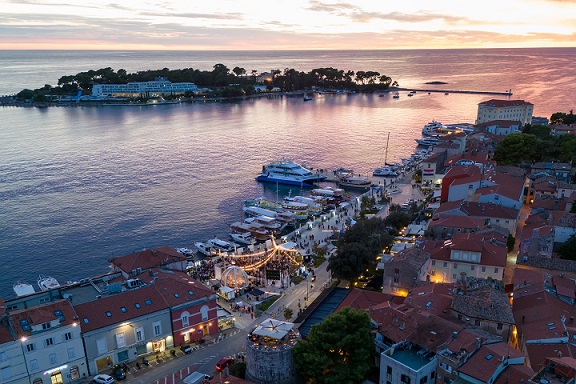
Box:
93;374;115;384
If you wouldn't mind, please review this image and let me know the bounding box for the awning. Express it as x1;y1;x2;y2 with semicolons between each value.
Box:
278;241;298;251
252;319;294;340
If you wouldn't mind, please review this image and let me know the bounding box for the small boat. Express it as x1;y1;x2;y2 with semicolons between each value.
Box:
338;176;371;189
373;166;398;177
392;94;400;99
176;248;196;257
208;238;240;253
245;215;282;231
194;241;213;256
444;92;449;95
37;275;60;291
13;282;35;297
303;94;313;101
230;232;255;245
407;93;414;97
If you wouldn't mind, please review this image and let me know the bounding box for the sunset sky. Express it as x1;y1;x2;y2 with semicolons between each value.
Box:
2;0;575;50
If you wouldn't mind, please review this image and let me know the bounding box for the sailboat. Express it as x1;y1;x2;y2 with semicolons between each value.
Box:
373;132;398;177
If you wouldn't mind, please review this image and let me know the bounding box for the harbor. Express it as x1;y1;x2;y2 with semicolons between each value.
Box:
388;87;513;96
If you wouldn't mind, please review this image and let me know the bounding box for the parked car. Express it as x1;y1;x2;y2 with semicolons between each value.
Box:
112;365;126;380
215;357;234;372
93;374;115;384
180;344;192;354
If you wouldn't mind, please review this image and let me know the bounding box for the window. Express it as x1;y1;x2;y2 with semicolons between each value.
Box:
182;313;189;327
443;262;448;267
432;260;436;266
67;347;76;359
45;337;54;347
387;366;392;374
42;322;51;330
49;353;57;364
30;359;38;370
453;263;458;269
64;332;72;341
135;303;141;309
420;377;428;384
174;293;180;298
401;374;411;384
452;274;457;279
20;319;31;331
26;343;35;352
96;338;108;355
153;321;162;337
135;327;144;342
1;367;11;380
54;309;65;321
200;305;208;321
116;332;126;348
482;266;486;272
105;311;112;317
494;268;499;274
471;265;475;271
497;323;503;330
145;299;152;305
83;317;89;324
121;307;127;313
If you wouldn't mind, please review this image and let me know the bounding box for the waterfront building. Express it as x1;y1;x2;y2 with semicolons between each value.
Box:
91;77;199;97
74;285;172;375
476;99;534;125
6;299;88;384
475;120;524;135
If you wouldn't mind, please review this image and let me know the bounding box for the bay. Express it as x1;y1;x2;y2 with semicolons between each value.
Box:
0;48;575;298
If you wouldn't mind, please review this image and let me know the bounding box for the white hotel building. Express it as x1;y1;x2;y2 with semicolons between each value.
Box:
476;99;534;125
92;77;199;98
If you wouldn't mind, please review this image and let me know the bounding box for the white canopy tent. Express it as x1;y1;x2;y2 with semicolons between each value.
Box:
252;318;294;340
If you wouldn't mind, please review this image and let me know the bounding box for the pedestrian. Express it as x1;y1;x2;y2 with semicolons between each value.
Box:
251;312;254;319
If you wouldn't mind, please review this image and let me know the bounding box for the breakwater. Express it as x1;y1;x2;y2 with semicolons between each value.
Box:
388;87;513;96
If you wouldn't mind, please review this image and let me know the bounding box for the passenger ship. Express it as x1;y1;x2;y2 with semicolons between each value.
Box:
256;159;326;186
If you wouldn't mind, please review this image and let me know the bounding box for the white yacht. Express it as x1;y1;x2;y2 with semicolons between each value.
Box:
230;232;255;245
338;176;371;189
373;166;398;177
256;159;326;186
415;137;440;147
421;120;445;136
37;275;60;291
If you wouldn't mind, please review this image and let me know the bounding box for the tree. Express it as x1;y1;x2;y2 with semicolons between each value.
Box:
232;66;246;78
327;242;371;281
293;307;373;384
284;307;293;320
557;233;576;260
493;133;540;165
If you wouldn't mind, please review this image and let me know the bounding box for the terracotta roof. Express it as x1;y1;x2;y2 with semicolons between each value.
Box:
386;247;431;271
337;288;395;311
406;283;455;316
0;323;14;344
74;285;169;332
551;211;576;227
478;99;533;107
459;342;525;382
459;201;519;220
428;215;486;230
524;343;576;371
451;286;514;323
109;246;187;275
445;328;482;354
147;270;216;307
406;314;464;351
9;299;79;338
493;364;536;384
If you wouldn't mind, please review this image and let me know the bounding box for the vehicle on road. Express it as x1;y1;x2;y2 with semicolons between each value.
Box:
93;374;115;384
182;371;213;384
216;357;235;372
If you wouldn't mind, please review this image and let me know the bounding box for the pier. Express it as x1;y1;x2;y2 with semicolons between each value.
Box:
388;87;512;96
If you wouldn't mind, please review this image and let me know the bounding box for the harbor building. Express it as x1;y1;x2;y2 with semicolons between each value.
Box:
92;77;199;98
476;99;533;125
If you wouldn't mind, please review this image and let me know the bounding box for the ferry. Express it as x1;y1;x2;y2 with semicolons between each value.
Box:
256;159;326;186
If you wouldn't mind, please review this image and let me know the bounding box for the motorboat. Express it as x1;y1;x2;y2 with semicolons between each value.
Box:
421;120;445;136
338;176;371;189
415;137;440;147
373;166;398;177
230;222;273;242
194;241;213;256
176;248;196;257
243;205;277;218
244;215;282;231
13;282;35;297
288;196;323;215
37;275;60;291
244;197;283;211
230;232;255;245
393;94;400;99
281;200;309;218
256;159;326;186
208;238;240;253
303;94;313;101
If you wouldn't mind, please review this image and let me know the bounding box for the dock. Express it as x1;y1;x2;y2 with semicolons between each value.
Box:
388;87;512;96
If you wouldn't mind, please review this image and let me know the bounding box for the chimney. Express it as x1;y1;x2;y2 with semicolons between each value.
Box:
475;338;481;349
452;331;458;340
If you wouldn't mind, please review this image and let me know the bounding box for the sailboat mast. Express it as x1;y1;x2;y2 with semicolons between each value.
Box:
384;132;390;165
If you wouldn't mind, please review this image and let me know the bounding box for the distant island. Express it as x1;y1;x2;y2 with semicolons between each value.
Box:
6;65;399;105
425;81;448;85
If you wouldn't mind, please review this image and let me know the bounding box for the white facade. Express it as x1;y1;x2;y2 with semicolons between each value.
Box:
447;181;481;202
0;339;28;384
476;100;533;125
92;78;199;97
21;322;87;384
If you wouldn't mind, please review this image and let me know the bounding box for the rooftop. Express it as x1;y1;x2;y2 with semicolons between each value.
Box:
388;345;434;370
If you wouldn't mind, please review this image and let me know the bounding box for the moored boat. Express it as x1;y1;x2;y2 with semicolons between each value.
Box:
230;232;255;245
421;120;445;136
373;166;398;177
415;137;440;147
37;275;60;291
256;158;326;187
338;176;371;189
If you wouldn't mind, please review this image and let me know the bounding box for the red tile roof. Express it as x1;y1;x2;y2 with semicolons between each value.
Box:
406;283;455;316
459;342;525;382
74;285;169;332
493;364;536;384
9;299;79;338
524;343;576;371
109;246;187;275
478;99;533;107
144;270;215;307
428;215;486;230
336;288;395;312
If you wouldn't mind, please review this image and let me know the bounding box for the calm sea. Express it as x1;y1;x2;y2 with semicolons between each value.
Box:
0;48;575;298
